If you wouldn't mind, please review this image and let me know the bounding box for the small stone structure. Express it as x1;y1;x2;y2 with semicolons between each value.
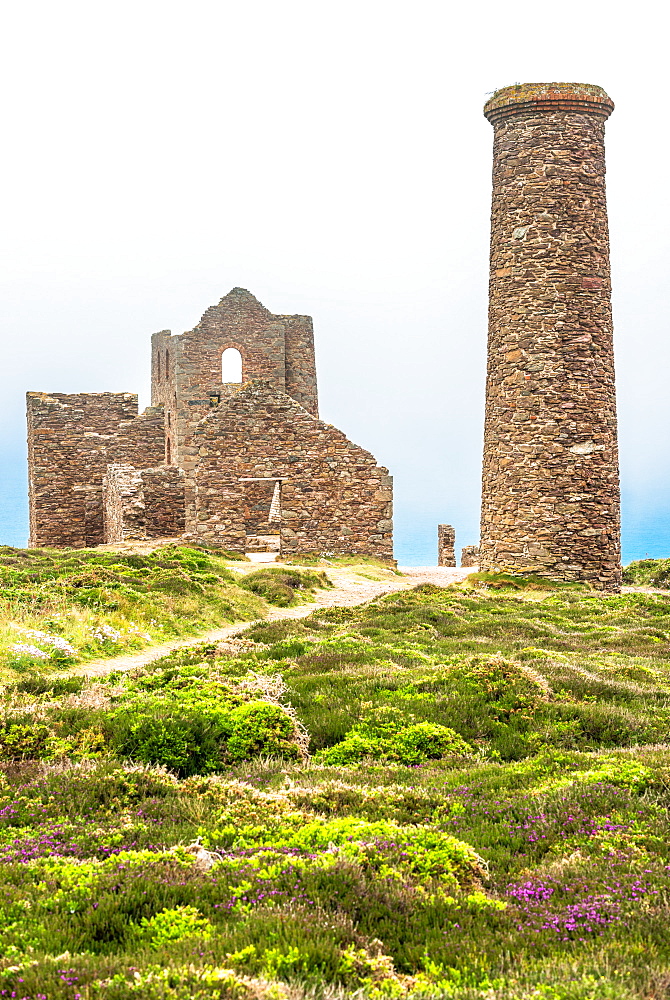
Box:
461;546;479;568
27;289;393;559
480;83;621;592
437;525;456;567
26;393;164;548
103;465;185;543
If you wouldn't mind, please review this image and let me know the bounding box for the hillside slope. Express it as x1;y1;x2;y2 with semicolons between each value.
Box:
1;560;670;998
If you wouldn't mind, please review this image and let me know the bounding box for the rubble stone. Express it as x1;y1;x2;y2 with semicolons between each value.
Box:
437;525;456;567
461;546;480;568
26;393;164;548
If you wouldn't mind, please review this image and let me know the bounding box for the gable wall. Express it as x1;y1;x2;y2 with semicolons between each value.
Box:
188;385;392;559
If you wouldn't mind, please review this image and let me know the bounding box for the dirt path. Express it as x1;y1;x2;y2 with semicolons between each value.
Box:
78;565;473;677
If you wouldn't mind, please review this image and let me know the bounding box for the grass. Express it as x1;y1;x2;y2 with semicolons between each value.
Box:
0;547;334;681
1;557;670;996
284;552;401;574
238;567;333;607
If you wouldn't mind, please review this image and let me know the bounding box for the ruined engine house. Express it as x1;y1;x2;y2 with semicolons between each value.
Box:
27;288;393;559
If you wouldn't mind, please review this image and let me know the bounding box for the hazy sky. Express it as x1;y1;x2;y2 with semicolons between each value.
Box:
1;0;668;563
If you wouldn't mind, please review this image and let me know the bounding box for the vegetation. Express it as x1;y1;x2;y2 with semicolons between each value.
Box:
283;553;399;572
623;557;670;589
2;558;670;997
0;546;335;679
239;567;333;607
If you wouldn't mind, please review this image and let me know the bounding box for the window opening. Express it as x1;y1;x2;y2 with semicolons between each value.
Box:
165;350;170;380
157;352;161;379
221;347;242;383
166;439;171;464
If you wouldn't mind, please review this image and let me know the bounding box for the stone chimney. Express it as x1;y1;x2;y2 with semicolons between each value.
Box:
480;83;621;591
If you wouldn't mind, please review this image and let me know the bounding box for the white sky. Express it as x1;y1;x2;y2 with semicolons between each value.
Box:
1;0;669;561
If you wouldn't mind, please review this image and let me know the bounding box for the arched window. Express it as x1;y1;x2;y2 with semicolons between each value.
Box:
166;439;171;465
165;350;170;380
221;347;243;383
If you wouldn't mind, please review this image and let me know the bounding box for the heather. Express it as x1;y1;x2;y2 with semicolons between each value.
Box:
1;567;670;997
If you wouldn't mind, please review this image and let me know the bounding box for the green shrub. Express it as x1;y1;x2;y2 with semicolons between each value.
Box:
0;720;54;759
315;720;472;766
108;703;293;776
576;757;656;792
391;722;472;764
136;905;213;949
240;568;331;606
315;732;379;765
623;558;670;588
226;701;302;761
105;669;303;775
108;709;226;775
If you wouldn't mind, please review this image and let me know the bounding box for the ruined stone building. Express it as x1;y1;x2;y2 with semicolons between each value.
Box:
27;288;393;559
479;83;621;591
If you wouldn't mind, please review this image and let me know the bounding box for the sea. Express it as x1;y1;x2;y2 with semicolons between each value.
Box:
1;459;668;567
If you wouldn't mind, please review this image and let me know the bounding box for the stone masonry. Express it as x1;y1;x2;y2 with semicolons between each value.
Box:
480;83;621;591
461;546;480;569
437;525;456;567
103;464;185;544
189;382;392;558
27;393;164;548
27;288;392;559
152;287;318;473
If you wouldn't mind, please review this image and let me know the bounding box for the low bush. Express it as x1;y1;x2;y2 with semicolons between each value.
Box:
316;706;472;766
623;558;670;588
239;567;332;606
135;905;213;949
0;662;305;775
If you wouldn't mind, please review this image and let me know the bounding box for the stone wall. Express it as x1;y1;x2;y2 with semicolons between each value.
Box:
150;288;319;473
461;546;480;568
142;468;186;538
103;464;185;543
437;524;455;567
187;382;392;559
27;393;165;548
480;83;621;592
103;465;146;543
